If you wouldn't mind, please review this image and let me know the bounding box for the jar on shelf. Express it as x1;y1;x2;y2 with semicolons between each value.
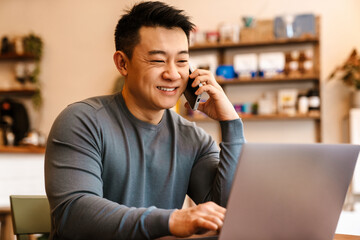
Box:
297;93;309;114
14;36;24;55
14;62;26;84
307;89;320;111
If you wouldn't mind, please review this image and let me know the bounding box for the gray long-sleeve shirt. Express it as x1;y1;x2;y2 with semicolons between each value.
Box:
45;92;245;240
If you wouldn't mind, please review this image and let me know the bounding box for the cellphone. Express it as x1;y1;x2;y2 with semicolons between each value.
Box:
184;65;203;111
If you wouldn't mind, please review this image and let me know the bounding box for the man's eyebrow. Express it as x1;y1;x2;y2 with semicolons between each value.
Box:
148;50;166;55
148;50;189;55
178;50;189;55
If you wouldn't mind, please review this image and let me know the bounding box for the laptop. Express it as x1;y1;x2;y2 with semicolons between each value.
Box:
162;143;360;240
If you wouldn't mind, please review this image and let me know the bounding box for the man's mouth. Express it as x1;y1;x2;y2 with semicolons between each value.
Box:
157;87;178;92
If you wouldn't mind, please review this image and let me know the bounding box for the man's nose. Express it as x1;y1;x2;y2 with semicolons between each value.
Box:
163;63;181;80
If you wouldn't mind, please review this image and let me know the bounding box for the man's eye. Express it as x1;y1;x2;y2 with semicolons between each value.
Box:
150;60;165;63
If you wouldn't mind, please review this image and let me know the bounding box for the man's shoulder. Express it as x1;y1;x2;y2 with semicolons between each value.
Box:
56;94;118;124
69;94;117;111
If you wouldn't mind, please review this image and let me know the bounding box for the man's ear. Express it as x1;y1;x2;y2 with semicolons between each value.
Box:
113;51;129;76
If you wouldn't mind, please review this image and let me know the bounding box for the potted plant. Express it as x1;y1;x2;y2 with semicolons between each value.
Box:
23;33;43;60
329;49;360;107
23;33;43;109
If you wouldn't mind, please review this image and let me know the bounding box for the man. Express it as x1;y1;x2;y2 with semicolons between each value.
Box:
45;1;245;239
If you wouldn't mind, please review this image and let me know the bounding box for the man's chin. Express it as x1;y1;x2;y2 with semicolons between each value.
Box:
162;104;177;110
157;97;181;110
158;101;178;110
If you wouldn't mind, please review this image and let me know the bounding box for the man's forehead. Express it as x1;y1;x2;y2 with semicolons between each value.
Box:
137;26;188;54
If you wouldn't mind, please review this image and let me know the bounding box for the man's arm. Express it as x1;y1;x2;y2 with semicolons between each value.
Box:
169;119;244;237
169;69;245;236
185;68;245;205
45;103;173;240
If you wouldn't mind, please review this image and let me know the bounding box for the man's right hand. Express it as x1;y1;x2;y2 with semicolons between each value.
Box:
168;201;226;238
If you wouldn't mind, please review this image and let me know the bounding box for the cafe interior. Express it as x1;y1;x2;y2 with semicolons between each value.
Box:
0;0;360;239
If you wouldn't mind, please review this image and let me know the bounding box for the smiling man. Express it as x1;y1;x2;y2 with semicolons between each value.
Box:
45;1;245;240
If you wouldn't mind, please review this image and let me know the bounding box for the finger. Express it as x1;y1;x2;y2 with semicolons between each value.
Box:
190;70;213;84
190;68;212;78
184;102;191;109
207;202;227;214
203;215;224;228
196;84;222;99
189;68;203;78
192;75;210;87
190;69;222;89
195;218;219;231
196;79;222;92
202;203;226;221
207;210;225;222
197;202;226;218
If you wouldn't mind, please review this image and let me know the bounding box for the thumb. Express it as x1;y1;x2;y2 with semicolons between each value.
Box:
196;102;206;113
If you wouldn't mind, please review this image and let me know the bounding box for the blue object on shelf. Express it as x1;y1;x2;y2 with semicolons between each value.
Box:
216;65;238;79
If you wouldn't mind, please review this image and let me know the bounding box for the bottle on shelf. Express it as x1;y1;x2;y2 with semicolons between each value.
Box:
297;93;309;115
307;88;320;118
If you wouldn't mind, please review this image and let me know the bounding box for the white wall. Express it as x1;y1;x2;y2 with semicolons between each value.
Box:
0;0;360;143
0;154;45;207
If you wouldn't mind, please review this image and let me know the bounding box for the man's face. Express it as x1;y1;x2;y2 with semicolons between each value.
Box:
124;26;189;112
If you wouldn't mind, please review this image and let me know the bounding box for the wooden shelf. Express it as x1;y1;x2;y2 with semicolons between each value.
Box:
0;53;36;61
0;145;45;154
189;36;319;51
185;112;320;122
240;112;321;121
217;74;319;85
0;87;38;97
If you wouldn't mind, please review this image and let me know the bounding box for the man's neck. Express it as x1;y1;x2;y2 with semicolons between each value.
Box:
121;90;164;125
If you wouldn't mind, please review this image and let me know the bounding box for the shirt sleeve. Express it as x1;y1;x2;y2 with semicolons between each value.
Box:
45;103;173;240
187;118;246;207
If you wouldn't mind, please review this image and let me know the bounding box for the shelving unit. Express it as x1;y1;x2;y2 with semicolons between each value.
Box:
187;18;321;142
0;53;41;153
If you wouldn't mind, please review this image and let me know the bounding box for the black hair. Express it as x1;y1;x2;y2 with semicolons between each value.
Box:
114;1;195;59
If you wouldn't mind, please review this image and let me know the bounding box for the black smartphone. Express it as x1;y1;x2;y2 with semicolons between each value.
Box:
184;65;202;111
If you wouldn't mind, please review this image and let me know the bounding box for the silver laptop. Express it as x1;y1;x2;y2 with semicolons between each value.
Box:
219;143;360;240
163;143;359;240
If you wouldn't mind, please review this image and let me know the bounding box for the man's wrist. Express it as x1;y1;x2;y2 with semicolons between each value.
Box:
220;118;245;143
145;208;176;238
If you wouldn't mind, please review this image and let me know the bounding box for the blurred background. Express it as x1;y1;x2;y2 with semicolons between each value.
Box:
0;0;360;238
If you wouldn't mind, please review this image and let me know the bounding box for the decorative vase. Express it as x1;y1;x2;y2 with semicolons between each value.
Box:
352;90;360;108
